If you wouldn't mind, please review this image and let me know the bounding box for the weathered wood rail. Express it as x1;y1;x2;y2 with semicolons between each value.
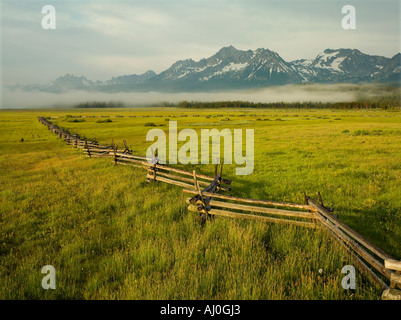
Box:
183;188;316;228
37;116;401;299
306;197;401;294
142;161;231;191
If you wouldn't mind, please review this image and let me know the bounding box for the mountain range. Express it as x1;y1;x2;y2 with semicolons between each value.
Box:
10;46;401;93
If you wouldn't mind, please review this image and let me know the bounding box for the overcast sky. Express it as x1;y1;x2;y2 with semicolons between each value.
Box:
1;0;400;86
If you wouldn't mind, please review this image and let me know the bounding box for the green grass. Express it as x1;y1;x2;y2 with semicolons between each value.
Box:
1;107;401;299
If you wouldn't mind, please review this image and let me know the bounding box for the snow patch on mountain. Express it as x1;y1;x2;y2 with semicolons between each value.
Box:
314;51;346;72
201;62;248;81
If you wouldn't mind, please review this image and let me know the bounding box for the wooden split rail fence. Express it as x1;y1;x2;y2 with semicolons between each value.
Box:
306;197;401;298
183;188;316;228
38;116;401;299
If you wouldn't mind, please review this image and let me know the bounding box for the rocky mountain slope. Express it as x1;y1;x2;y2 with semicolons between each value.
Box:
10;46;400;93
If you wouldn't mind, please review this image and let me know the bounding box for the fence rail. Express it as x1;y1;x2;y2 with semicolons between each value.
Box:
37;116;401;299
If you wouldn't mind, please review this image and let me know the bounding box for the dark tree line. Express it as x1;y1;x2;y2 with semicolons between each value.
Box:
75;101;124;108
172;98;400;110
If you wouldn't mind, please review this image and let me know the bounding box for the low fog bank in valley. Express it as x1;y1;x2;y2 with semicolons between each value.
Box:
0;83;395;109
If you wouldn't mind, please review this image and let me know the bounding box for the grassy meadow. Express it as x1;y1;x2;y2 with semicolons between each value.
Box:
1;107;401;299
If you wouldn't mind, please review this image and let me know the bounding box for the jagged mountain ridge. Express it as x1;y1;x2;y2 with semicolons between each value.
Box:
290;48;396;83
11;46;401;93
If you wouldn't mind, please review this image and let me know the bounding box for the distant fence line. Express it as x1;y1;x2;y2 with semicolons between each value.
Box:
37;116;401;300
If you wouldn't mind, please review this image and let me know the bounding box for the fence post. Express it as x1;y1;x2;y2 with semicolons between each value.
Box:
193;169;198;190
152;148;159;181
74;131;78;148
113;144;117;165
317;191;324;206
123;139;131;154
85;138;91;158
193;170;208;220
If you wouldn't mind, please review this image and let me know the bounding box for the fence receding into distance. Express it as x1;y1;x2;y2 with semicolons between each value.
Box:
37;116;401;300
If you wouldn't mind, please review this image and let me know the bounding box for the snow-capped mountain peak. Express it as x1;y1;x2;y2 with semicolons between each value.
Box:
9;46;400;93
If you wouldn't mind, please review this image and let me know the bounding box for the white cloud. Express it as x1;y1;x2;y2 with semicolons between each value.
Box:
1;0;399;88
